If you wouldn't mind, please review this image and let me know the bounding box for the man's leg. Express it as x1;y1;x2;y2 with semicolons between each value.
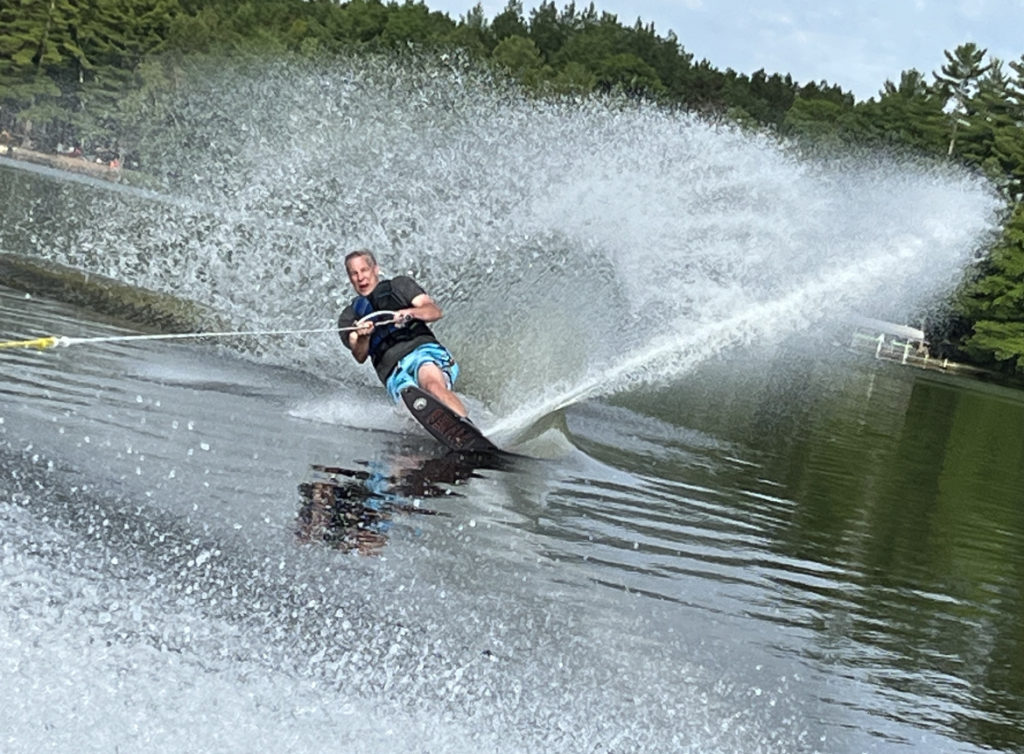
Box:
417;362;468;417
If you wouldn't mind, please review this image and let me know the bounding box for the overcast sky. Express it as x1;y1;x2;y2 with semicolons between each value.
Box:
426;0;1024;100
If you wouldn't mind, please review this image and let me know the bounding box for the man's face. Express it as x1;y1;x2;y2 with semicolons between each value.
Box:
346;255;380;296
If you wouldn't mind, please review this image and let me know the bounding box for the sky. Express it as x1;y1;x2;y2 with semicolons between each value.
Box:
425;0;1024;100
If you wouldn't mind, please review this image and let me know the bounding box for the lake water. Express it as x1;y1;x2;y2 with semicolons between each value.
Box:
1;55;1021;753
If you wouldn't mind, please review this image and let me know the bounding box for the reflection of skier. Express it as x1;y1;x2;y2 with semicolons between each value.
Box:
296;452;513;555
295;479;391;556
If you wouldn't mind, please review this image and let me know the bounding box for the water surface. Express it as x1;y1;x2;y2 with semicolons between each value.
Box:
1;54;1020;753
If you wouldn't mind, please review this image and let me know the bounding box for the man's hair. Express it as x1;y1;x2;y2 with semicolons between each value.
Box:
344;249;377;270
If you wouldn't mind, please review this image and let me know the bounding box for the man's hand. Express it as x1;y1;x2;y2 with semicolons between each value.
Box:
394;310;415;328
348;321;375;363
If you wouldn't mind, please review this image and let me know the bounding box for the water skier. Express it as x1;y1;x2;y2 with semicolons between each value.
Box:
337;249;470;419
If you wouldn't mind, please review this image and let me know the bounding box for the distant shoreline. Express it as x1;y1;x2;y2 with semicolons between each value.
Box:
0;144;124;182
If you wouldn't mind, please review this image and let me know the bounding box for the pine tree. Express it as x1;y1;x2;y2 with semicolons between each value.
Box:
1008;54;1024;123
490;0;527;42
448;3;493;55
956;61;1019;184
0;0;86;143
933;42;993;157
528;0;565;61
958;202;1024;373
859;69;949;153
72;0;180;153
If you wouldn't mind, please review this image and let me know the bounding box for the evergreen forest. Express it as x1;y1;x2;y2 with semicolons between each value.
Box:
2;0;1024;375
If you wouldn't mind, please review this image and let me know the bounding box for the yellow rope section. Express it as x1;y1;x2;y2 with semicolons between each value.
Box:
0;336;59;350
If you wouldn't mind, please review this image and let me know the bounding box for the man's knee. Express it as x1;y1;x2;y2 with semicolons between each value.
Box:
417;363;447;391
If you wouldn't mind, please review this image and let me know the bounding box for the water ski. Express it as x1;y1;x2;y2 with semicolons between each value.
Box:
400;385;501;453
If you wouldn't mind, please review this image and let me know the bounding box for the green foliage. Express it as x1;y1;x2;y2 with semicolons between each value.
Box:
733;69;796;127
680;59;727;109
963;320;1024;370
379;2;455;48
852;69;947;154
491;0;527;41
781;97;848;142
550;60;596;95
491;35;543;77
989;125;1024;202
594;52;663;96
0;0;84;140
934;42;993;157
958;203;1024;372
443;3;493;55
528;1;566;60
552;18;621;70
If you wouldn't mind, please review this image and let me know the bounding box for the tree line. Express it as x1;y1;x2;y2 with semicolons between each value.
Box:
2;0;1023;376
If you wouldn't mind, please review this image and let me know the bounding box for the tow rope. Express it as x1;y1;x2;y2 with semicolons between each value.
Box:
0;311;398;350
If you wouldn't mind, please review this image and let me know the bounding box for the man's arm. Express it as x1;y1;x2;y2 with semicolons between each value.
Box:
347;323;373;362
388;276;443;326
395;292;442;325
348;291;435;359
338;305;372;363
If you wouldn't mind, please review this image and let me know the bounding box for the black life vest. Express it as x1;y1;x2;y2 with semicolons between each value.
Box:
352;279;436;371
